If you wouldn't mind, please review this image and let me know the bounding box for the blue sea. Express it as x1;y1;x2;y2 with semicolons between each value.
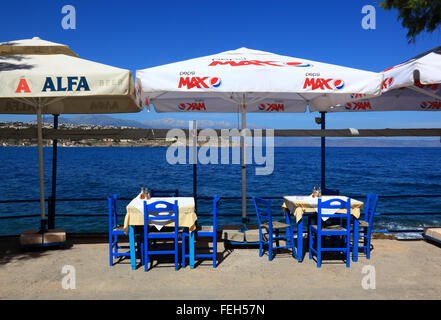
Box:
1;146;440;238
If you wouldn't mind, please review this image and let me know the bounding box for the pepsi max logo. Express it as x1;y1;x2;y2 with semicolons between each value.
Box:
420;101;441;110
178;77;222;89
304;78;345;90
258;103;285;112
178;102;207;111
345;101;372;110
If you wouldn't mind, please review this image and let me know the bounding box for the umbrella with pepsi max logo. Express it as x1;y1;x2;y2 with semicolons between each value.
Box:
313;46;441;112
136;47;384;227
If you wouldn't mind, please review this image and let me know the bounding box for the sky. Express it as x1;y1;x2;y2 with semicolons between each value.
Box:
1;0;441;130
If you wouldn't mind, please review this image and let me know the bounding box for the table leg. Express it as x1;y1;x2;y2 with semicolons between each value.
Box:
129;225;136;270
353;218;359;262
297;218;304;262
189;230;195;269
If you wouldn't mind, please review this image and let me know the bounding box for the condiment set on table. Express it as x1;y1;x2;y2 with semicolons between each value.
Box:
140;187;150;200
311;186;322;198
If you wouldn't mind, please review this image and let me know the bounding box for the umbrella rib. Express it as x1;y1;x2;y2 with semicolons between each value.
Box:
408;85;441;101
11;97;37;107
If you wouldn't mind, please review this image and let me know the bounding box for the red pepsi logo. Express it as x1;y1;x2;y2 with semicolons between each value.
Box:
178;102;207;111
345;101;372;110
258;103;285;112
333;79;344;89
420;101;441;110
210;77;221;87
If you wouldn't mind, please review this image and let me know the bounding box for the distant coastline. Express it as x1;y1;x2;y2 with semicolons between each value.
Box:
1;116;440;148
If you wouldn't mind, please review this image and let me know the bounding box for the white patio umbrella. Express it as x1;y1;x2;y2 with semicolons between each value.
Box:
311;46;441;112
136;47;383;224
0;37;141;233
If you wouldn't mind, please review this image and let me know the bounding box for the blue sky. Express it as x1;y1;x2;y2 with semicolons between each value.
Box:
1;0;441;129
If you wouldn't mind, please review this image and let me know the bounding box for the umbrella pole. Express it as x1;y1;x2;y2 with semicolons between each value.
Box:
320;111;326;191
241;105;247;225
48;114;59;229
36;104;46;232
192;120;197;212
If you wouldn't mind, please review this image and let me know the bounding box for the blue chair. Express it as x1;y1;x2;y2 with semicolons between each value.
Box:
357;194;379;259
150;189;179;197
253;197;296;261
108;194;131;266
182;195;219;268
143;200;179;271
309;198;351;267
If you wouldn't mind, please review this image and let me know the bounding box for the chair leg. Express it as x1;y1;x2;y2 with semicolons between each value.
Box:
346;234;351;267
175;235;179;271
259;236;263;257
317;235;321;268
366;231;372;259
109;234;113;267
182;233;186;268
213;234;217;268
268;234;273;261
309;227;313;260
144;235;149;272
275;230;280;253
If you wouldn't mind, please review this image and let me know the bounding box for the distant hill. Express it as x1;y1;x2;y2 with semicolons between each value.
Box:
58;115;243;129
58;115;148;128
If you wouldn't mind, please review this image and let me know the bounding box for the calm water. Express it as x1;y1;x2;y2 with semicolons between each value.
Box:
0;146;440;238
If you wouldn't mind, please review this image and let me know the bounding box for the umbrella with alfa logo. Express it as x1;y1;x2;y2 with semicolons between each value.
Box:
0;37;141;245
136;47;383;232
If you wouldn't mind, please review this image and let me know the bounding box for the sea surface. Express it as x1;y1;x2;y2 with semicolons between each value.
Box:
1;146;440;239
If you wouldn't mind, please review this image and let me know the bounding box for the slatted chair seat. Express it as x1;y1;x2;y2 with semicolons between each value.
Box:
196;225;214;233
112;225;125;232
261;221;291;230
310;225;348;232
359;220;370;228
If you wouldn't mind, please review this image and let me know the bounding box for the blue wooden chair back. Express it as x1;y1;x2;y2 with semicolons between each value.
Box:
317;197;351;229
144;200;179;225
253;197;273;232
212;195;220;233
108;194;118;230
364;194;379;225
150;189;179;197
